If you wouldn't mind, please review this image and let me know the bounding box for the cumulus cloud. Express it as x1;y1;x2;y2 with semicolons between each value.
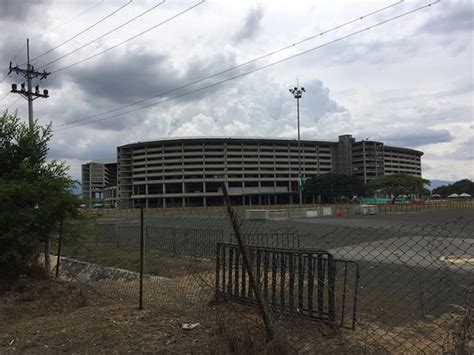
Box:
162;77;351;140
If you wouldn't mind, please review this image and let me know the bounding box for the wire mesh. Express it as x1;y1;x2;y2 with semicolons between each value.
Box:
59;207;473;353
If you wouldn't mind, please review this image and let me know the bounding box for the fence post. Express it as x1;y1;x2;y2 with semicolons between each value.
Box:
221;184;274;342
327;254;336;323
115;224;120;247
139;207;144;310
215;243;221;298
55;218;64;278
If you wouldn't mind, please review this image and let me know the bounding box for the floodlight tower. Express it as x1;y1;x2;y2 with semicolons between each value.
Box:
289;82;305;206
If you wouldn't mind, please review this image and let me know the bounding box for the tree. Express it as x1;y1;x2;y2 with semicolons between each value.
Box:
432;179;474;197
304;173;365;203
0;111;79;278
365;174;430;203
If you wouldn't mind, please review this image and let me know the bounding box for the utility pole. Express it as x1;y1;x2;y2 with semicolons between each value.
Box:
289;81;305;206
9;39;50;128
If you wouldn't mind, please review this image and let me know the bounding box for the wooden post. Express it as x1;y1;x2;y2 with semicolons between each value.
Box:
221;184;274;342
55;219;64;278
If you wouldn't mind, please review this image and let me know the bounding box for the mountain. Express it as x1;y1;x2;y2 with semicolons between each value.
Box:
70;181;82;197
427;180;454;191
432;179;474;196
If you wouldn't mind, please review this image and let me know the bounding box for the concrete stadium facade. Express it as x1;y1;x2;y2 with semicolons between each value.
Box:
116;135;423;208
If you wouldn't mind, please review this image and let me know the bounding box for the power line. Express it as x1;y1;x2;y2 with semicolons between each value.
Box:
31;0;133;63
56;0;405;127
12;45;26;64
30;0;105;41
55;0;439;131
0;91;10;104
6;97;21;111
38;1;166;70
50;1;205;74
7;1;105;70
0;72;8;84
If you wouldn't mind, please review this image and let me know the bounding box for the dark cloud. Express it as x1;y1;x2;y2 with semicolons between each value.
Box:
452;137;474;160
66;50;179;104
377;128;454;148
420;1;474;34
1;1;471;182
233;6;264;43
377;82;474;105
48;49;244;132
0;2;57;97
49;134;117;161
0;0;46;21
417;105;473;125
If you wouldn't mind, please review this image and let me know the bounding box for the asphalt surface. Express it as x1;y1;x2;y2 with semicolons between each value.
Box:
97;208;474;325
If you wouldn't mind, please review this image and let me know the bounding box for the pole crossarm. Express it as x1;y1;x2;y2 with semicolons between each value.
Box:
7;39;50;127
8;62;50;80
11;85;49;99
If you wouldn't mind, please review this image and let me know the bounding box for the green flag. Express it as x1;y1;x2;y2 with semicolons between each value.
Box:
297;176;304;192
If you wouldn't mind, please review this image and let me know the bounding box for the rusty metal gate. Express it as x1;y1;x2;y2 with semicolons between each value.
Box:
145;226;224;258
240;232;300;249
215;243;359;329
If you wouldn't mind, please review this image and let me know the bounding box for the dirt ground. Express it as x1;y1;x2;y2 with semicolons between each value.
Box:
0;277;377;354
1;277;470;354
0;278;301;354
3;208;471;353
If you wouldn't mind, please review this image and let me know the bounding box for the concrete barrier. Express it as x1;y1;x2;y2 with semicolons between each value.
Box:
322;207;333;216
46;255;169;283
245;206;335;220
357;205;377;215
267;209;289;220
245;209;269;220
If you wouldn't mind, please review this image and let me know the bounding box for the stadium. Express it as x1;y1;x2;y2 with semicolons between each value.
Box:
114;135;423;209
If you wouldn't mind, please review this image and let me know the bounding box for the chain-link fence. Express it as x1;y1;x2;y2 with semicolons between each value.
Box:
59;205;473;353
96;198;474;219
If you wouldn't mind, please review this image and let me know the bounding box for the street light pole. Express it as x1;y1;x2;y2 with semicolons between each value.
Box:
289;83;305;206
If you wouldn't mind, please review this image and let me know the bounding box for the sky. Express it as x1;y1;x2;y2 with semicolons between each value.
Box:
0;0;472;182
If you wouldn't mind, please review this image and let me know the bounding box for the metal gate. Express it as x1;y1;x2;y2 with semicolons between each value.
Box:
145;226;224;258
215;243;359;329
240;232;300;249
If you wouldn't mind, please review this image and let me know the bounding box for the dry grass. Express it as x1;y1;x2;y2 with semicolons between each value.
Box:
63;243;214;278
1;275;468;353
